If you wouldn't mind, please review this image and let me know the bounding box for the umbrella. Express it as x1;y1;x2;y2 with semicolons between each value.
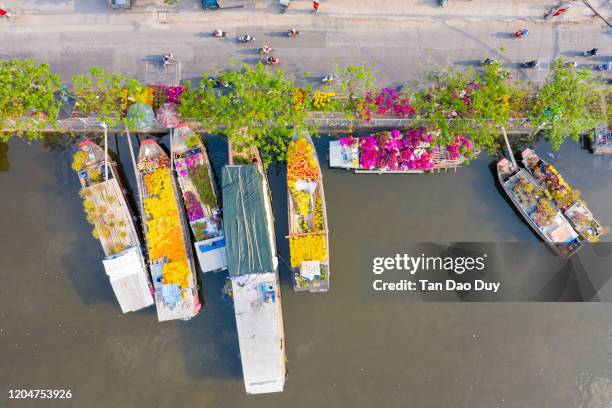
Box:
156;103;180;128
127;102;155;130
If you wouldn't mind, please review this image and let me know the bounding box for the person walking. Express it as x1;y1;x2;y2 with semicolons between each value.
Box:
313;0;319;13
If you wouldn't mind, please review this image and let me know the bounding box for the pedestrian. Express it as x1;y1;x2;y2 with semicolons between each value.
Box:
313;0;319;13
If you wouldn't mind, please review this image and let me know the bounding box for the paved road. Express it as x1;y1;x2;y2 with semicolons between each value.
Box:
1;16;610;86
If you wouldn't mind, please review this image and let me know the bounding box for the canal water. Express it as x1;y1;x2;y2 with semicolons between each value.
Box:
1;133;611;407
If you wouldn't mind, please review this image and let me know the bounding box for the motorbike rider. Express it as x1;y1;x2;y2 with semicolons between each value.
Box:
261;45;272;53
267;56;280;65
213;29;223;37
586;48;599;56
288;28;298;37
163;52;174;65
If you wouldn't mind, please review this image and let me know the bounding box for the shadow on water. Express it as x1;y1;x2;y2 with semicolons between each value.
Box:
181;271;242;380
0;141;9;172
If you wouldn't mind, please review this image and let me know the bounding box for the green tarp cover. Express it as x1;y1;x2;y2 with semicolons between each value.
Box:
222;164;274;277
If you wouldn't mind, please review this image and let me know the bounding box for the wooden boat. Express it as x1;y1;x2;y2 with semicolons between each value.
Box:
328;130;475;174
286;131;330;292
136;139;201;321
497;158;582;258
521;148;605;243
73;140;153;313
171;126;227;273
222;141;286;394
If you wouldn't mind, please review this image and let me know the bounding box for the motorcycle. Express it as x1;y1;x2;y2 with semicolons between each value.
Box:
212;30;228;38
208;76;229;88
563;61;577;68
259;46;273;54
287;29;301;38
238;35;255;43
162;53;175;68
322;74;337;83
583;48;599;57
482;58;498;66
595;62;611;71
520;60;539;69
264;56;281;65
513;29;529;38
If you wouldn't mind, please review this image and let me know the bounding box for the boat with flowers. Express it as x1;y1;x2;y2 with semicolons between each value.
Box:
136;139;201;321
329;129;475;174
72;140;153;313
222;141;286;394
521;148;605;243
286;131;330;292
497;158;582;258
171;126;227;273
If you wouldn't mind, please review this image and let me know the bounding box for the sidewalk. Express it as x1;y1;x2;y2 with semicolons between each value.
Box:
2;0;606;24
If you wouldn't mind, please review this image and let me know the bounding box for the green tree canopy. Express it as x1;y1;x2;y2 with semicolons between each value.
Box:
72;66;139;127
334;64;376;99
530;59;607;150
0;58;61;141
206;64;309;166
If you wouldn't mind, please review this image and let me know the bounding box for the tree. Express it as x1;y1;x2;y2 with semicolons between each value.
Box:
72;66;139;128
334;64;376;99
530;59;607;150
0;58;61;141
177;79;217;122
207;64;310;166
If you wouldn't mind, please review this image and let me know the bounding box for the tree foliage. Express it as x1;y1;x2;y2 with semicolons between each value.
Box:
205;64;309;166
530;59;607;150
72;66;139;127
0;59;61;141
335;64;376;99
177;79;216;122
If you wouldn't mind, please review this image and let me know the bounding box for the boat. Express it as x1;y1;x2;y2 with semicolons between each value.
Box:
72;140;153;313
521;148;605;243
136;139;201;321
497;158;582;258
328;129;476;174
286;131;330;292
222;142;286;394
171;125;227;273
590;126;612;154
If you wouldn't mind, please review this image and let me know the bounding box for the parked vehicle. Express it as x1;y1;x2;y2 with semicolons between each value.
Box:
322;74;337;83
163;52;175;68
108;0;130;9
280;0;289;12
521;60;539;69
202;0;251;10
482;58;498;66
563;61;577;68
513;29;529;38
595;62;611;71
438;0;448;6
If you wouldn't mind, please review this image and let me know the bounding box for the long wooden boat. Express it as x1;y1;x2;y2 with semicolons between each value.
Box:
171;126;227;273
497;158;582;258
521;148;605;243
328;130;475;174
287;131;330;292
73;140;153;313
136;139;201;321
222;141;286;394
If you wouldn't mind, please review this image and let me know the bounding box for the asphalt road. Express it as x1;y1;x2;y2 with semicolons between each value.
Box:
1;17;610;86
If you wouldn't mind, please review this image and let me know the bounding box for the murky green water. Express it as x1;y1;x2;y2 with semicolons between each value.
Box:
1;134;611;407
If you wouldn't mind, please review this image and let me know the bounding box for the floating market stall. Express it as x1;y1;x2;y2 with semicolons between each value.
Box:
222;143;286;394
136;139;201;321
329;129;475;173
521;149;605;243
590;126;612;154
171;126;227;273
73;140;153;313
286;131;330;292
497;158;582;258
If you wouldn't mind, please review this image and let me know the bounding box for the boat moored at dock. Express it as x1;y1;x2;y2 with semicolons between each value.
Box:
521;148;606;243
136;139;201;321
497;158;582;258
171;126;227;273
72;140;153;313
286;131;330;292
222;143;286;394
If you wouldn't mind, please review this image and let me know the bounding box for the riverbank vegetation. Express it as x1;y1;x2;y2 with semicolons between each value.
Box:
0;58;608;163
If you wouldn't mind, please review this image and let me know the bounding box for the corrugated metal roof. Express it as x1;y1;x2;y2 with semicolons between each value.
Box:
103;247;153;313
